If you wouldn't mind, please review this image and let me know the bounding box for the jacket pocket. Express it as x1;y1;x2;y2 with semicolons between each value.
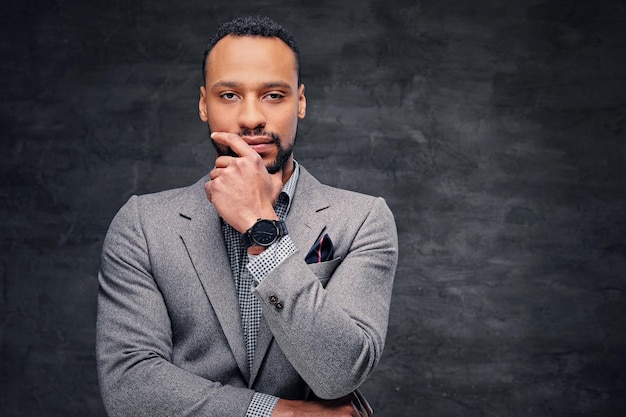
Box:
307;257;341;287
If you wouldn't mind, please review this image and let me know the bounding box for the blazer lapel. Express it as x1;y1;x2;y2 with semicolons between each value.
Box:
250;166;330;385
286;166;332;252
178;178;250;382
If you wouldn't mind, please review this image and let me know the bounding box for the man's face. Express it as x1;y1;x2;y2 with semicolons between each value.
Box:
199;35;306;173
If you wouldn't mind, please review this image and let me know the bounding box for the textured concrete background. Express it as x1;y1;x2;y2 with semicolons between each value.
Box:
1;0;625;416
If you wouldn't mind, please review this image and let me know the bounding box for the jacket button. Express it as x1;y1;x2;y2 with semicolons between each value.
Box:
275;302;284;310
269;295;278;304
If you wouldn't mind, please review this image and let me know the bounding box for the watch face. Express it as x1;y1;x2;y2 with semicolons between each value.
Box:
252;220;279;246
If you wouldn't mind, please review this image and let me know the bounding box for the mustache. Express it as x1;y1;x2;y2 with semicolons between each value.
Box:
211;129;281;157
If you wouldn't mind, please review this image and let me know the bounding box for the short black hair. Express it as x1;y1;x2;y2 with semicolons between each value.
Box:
202;15;301;85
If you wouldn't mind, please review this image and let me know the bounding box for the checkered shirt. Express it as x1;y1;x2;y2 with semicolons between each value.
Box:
222;162;299;417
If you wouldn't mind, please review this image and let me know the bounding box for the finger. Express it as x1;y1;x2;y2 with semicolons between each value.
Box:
211;132;258;158
214;155;234;168
204;182;212;203
209;168;222;180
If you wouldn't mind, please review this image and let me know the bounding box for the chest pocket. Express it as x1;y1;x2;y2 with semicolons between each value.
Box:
306;257;341;287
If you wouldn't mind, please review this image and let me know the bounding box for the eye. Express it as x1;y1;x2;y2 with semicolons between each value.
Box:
220;92;239;101
265;92;285;101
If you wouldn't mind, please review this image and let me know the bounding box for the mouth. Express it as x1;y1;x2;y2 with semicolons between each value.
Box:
241;136;273;146
242;136;276;153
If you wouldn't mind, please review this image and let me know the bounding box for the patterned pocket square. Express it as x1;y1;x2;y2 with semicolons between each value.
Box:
305;233;334;264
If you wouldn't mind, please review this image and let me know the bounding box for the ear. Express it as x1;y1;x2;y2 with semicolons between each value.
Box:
199;86;209;122
297;84;306;119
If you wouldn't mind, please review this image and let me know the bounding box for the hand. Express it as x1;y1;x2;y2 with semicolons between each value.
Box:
271;394;371;417
205;132;284;233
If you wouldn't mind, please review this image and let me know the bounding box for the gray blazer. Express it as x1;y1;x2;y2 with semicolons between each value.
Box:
96;166;398;417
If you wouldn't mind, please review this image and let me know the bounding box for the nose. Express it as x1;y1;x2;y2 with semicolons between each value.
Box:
238;96;266;130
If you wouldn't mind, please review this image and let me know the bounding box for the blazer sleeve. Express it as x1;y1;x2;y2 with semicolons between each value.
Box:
254;196;399;399
96;196;253;417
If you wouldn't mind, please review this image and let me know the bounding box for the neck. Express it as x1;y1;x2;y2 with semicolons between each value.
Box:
281;156;295;184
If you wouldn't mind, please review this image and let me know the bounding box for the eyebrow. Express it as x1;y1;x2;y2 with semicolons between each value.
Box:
211;80;293;91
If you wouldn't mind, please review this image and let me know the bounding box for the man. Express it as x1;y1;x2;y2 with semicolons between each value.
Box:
96;16;398;417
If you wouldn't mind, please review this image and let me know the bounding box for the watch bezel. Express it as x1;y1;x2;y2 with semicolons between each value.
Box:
251;219;280;247
241;219;288;248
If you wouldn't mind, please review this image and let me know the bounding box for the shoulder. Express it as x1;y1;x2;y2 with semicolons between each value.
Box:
110;175;209;229
299;165;389;203
295;166;398;258
135;176;208;210
297;165;395;223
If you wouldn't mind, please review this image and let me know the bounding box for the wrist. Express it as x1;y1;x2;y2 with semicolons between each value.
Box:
270;399;300;417
240;207;278;233
247;246;267;255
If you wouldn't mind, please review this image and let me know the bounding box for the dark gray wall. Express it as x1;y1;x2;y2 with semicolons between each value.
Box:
1;1;625;416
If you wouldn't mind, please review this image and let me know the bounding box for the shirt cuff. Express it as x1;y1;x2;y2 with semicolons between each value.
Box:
247;235;297;284
246;392;279;417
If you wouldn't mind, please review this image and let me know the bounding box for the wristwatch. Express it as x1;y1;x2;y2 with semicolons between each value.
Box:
241;219;288;248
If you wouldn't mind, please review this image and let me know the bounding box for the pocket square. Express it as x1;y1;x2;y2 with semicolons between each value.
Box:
305;234;334;264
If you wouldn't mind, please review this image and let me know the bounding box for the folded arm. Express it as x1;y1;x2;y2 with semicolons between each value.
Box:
254;196;399;400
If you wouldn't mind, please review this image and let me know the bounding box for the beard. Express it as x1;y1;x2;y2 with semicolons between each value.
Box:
211;127;295;174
